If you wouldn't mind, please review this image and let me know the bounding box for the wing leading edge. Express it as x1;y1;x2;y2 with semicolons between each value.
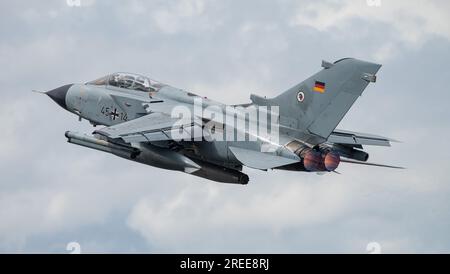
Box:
94;112;203;143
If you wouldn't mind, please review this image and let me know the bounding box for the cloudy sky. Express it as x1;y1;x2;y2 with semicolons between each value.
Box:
1;0;450;253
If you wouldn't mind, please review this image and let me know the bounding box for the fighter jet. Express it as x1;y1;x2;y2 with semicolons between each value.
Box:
41;58;402;184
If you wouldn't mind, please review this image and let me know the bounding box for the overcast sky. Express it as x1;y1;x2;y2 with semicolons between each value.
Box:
1;0;450;253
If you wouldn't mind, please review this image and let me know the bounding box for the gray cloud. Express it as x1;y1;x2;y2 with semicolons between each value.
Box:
0;0;449;253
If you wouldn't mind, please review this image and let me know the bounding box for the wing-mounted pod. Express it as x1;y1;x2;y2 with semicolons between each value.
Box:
187;159;249;185
65;131;141;159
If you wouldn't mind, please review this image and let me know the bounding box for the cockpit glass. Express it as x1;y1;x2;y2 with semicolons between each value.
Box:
87;76;109;86
87;72;165;92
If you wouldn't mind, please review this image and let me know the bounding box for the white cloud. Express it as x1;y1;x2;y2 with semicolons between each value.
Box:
290;0;450;61
127;164;449;252
292;0;450;41
118;0;214;34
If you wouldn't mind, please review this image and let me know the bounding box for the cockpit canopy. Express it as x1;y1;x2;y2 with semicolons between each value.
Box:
87;72;165;92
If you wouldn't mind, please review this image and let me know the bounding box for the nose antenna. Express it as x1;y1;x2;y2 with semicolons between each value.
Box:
42;84;73;110
32;90;46;94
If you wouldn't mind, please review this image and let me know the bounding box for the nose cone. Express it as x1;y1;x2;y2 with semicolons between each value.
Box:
46;84;73;110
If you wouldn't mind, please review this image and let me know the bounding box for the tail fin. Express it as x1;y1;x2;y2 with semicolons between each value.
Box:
252;58;381;143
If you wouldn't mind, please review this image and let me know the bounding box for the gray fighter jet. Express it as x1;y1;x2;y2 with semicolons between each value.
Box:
42;58;402;184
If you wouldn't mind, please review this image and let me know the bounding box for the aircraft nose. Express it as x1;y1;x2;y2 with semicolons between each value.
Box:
46;84;73;110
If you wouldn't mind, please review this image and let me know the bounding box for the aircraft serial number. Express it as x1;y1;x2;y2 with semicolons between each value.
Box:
100;106;128;121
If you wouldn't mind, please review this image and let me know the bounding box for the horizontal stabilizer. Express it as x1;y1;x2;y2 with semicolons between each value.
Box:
328;129;398;147
229;146;299;170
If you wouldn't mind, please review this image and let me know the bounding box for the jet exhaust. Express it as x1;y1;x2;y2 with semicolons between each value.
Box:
285;141;341;172
323;151;340;171
303;150;322;171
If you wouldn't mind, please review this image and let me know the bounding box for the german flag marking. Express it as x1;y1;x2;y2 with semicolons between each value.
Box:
313;81;325;93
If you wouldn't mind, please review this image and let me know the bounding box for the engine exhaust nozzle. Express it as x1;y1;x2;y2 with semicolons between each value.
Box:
324;151;340;171
303;150;322;171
